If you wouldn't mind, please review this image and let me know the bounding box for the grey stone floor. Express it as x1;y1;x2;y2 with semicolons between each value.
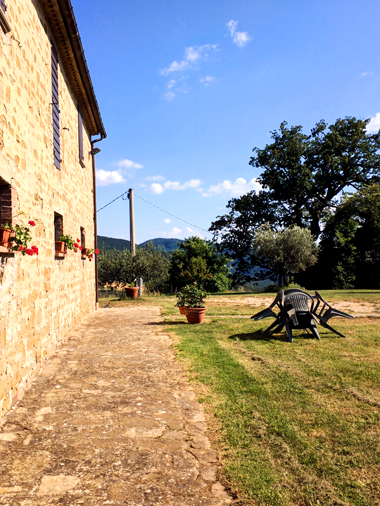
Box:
0;307;232;505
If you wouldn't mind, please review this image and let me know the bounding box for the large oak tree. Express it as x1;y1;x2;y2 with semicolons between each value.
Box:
210;117;380;283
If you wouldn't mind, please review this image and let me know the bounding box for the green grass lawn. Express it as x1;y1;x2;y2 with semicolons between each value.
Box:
99;291;380;505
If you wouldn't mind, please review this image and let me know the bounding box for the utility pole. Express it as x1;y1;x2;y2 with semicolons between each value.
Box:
128;188;135;256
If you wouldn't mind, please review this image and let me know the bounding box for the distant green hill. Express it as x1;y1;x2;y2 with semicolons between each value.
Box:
97;236;183;253
139;238;183;253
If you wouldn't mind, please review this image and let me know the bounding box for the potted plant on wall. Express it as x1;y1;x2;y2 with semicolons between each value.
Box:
181;283;208;324
0;223;13;246
125;281;139;299
56;234;76;254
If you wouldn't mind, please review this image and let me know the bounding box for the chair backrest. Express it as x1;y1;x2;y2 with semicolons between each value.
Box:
284;292;313;313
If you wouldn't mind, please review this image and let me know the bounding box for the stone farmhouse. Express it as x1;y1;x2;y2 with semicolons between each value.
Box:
0;0;106;418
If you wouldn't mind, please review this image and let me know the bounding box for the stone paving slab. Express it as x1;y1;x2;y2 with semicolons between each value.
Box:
0;307;232;505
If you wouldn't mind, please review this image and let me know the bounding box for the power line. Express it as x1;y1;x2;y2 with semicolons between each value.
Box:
134;192;211;234
96;190;212;235
96;190;129;212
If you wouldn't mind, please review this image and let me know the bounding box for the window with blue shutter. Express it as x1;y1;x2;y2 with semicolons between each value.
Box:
78;107;85;167
51;43;61;170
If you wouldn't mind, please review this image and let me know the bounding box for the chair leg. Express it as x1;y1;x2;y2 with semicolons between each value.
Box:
318;319;345;338
284;320;293;342
266;322;284;337
308;318;320;340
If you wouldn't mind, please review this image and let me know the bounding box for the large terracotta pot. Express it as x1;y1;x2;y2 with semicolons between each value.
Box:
185;307;206;324
178;306;186;315
125;286;139;299
55;241;66;254
0;227;11;246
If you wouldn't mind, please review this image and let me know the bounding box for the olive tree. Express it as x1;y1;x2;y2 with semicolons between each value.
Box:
252;224;318;286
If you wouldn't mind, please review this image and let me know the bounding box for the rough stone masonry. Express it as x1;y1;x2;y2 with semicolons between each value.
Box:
0;306;232;505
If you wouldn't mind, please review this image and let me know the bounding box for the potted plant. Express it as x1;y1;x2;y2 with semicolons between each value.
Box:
1;216;39;255
81;247;99;262
175;289;188;315
181;283;208;324
56;234;76;254
0;223;13;246
125;281;139;299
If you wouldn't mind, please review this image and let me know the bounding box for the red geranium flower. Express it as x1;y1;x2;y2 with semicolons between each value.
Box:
74;243;79;248
28;220;36;226
79;246;83;250
32;245;38;253
94;249;99;254
19;245;24;251
25;248;33;255
74;249;78;253
76;238;80;243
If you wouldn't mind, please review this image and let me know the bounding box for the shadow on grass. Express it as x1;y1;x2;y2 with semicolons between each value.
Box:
144;321;188;326
229;330;283;342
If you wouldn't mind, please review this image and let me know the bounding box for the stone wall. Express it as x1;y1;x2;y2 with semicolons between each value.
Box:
0;0;98;418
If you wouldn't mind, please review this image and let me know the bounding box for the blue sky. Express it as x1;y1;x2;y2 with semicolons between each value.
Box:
73;0;380;243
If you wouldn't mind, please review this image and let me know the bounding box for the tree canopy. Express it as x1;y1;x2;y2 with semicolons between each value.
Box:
210;117;380;283
252;225;318;286
168;236;231;292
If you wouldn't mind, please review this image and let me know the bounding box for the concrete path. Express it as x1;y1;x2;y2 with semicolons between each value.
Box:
0;307;232;506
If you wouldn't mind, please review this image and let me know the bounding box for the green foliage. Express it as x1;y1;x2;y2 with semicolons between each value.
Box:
176;283;207;308
59;234;76;250
169;236;231;292
98;242;170;293
252;224;318;286
210;117;380;283
303;184;380;289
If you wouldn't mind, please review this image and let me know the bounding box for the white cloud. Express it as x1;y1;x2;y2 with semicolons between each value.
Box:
164;218;171;223
145;175;166;182
227;20;251;47
366;113;380;133
172;227;182;235
149;179;202;194
163;90;176;101
359;72;373;78
200;76;215;86
116;159;144;170
203;177;261;197
160;44;218;76
96;169;125;187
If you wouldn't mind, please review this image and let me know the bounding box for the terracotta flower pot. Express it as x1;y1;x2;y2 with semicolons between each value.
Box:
185;307;206;324
55;240;66;254
125;286;139;299
81;248;88;259
0;227;11;246
178;306;186;315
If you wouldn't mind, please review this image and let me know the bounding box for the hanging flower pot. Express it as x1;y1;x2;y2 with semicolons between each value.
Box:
185;307;206;324
0;227;11;246
55;241;66;254
125;286;139;299
81;248;88;259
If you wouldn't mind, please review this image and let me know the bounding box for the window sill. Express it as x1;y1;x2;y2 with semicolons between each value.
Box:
0;11;11;34
0;245;14;254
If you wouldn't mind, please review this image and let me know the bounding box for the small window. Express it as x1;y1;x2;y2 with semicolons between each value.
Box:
78;107;85;167
54;213;63;241
51;43;61;170
0;180;16;227
0;0;11;34
80;227;86;248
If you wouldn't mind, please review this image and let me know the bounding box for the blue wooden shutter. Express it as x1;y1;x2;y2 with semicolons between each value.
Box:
78;107;84;166
51;43;61;170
